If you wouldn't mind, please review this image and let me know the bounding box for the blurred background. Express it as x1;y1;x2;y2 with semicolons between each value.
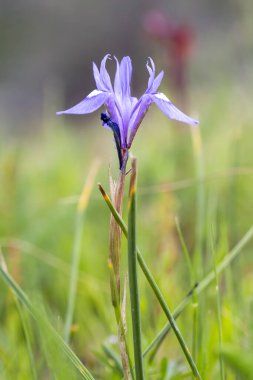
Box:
0;0;253;130
1;1;253;379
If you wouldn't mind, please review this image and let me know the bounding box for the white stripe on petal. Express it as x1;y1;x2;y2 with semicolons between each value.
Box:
152;93;199;125
87;89;104;98
56;91;110;115
154;92;169;101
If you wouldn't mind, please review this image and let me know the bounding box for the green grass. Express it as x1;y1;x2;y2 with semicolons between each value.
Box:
0;84;253;379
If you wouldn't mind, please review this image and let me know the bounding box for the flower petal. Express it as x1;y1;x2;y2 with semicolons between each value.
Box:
128;94;152;147
119;56;132;97
99;54;113;91
146;57;155;89
146;57;164;93
151;93;199;125
150;70;164;93
113;56;121;96
93;62;106;91
56;90;110;115
106;95;122;128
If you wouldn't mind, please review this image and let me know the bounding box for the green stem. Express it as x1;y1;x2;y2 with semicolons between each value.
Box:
191;126;205;272
175;217;198;370
143;226;253;357
0;259;95;380
16;301;38;380
107;259;134;380
99;183;201;379
137;247;201;379
64;160;99;343
1;250;38;380
128;159;145;380
210;232;225;380
99;184;253;371
64;211;83;343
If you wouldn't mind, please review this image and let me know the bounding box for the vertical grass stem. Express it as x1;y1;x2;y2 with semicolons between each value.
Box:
99;181;202;378
64;159;100;343
128;158;145;380
98;184;253;370
210;230;225;380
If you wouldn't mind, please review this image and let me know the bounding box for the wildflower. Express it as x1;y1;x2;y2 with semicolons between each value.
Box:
57;55;198;169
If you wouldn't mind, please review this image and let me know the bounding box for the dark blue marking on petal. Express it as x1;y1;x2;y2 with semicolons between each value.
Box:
101;113;123;170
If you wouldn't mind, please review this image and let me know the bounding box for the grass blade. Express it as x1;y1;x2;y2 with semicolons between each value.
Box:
107;258;134;380
99;182;202;378
64;159;100;343
0;259;96;380
127;158;145;380
144;225;253;357
0;254;38;380
210;230;225;380
98;184;253;361
191;125;205;270
175;217;198;369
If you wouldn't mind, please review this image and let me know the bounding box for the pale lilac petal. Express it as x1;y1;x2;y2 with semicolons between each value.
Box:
149;57;155;71
119;56;132;97
150;70;164;93
57;55;199;154
146;57;155;89
146;57;164;93
151;93;199;125
56;90;110;115
113;56;121;96
128;94;152;147
105;95;123;132
93;62;106;91
100;54;113;91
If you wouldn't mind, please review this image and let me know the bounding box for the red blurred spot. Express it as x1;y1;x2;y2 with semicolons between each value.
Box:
142;9;196;109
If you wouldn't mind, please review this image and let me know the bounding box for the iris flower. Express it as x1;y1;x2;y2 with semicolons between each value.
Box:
57;54;198;169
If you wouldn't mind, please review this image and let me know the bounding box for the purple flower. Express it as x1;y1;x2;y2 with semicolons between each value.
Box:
57;55;198;166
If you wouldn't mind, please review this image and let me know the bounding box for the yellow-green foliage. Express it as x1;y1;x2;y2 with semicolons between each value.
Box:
0;85;252;379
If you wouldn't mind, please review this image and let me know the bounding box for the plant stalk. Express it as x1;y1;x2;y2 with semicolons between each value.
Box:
127;158;145;380
99;182;201;378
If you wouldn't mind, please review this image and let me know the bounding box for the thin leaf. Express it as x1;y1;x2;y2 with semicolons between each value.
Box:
98;185;253;361
99;183;202;379
64;159;100;343
127;158;144;380
210;229;225;380
0;254;38;380
108;258;134;380
0;263;96;380
144;225;253;357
